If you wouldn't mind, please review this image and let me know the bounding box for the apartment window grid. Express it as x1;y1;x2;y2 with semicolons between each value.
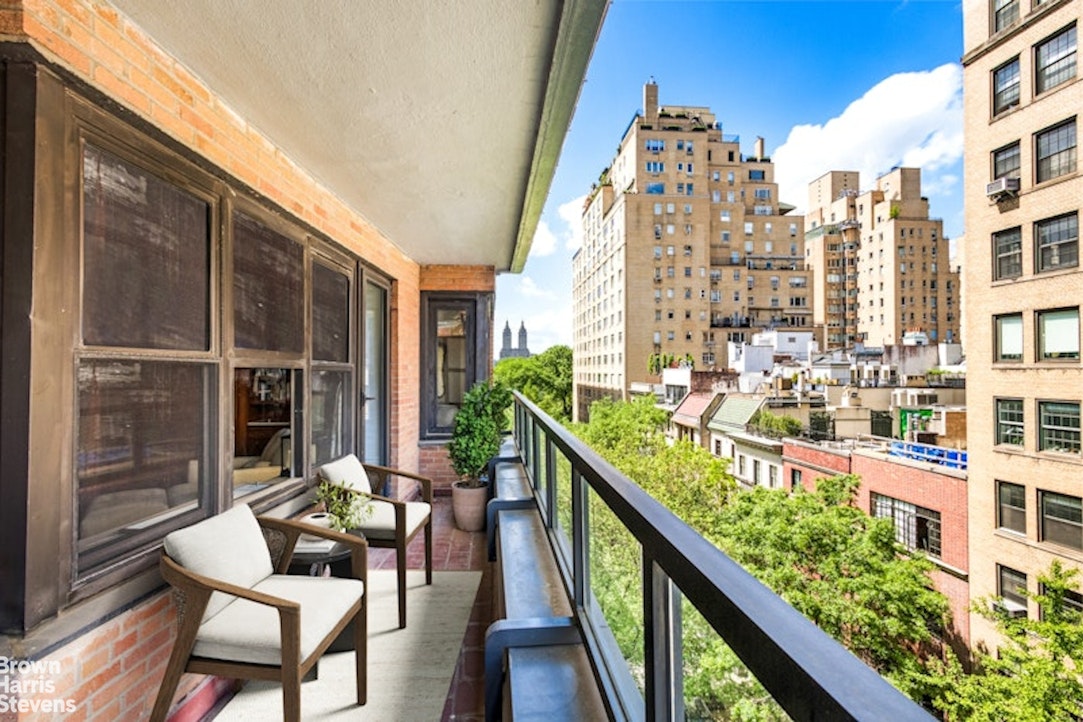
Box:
1039;583;1083;618
1035;25;1077;95
1040;490;1083;550
1038;401;1081;453
870;492;942;558
1038;307;1080;360
993;57;1021;114
994;0;1019;32
998;565;1028;608
997;481;1027;533
995;313;1023;361
993;142;1021;180
1035;119;1077;183
1035;212;1079;272
993;226;1023;279
996;397;1025;446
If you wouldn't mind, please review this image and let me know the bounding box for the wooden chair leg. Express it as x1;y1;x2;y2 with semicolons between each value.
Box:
354;601;367;705
425;518;433;585
148;646;189;722
397;535;407;629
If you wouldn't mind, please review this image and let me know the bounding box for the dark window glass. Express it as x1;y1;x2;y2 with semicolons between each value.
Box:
76;360;213;576
870;492;942;558
1036;25;1077;94
993;142;1020;179
1036;120;1077;183
994;0;1018;31
997;481;1026;533
1038;401;1081;453
311;369;352;466
996;398;1025;446
312;262;351;362
232;368;295;490
1035;213;1079;272
993;227;1022;279
233;211;304;352
1040;490;1083;549
83;145;210;350
993;58;1020;114
998;565;1028;608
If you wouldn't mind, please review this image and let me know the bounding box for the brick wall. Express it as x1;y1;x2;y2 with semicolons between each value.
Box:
0;593;239;721
851;451;970;646
781;441;851;490
420;264;495;293
419;444;459;495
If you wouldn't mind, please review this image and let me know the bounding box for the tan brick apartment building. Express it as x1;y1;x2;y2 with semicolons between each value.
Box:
0;1;605;718
805;168;961;349
573;81;810;420
962;0;1083;646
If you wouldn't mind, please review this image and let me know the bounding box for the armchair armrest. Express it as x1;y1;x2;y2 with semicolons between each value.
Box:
258;516;368;580
362;463;433;503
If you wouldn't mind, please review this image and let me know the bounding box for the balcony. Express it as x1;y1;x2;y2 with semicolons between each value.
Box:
220;396;933;719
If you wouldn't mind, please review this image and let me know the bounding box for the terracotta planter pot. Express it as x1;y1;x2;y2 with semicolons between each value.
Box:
451;481;488;532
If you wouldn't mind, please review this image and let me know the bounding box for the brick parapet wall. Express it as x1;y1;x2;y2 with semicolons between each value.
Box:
0;592;233;721
781;440;852;490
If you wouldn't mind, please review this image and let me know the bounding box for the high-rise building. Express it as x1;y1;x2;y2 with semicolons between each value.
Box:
805;168;961;349
572;81;809;420
963;0;1082;645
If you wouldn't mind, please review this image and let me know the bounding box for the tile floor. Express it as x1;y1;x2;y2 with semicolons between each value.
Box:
369;495;490;721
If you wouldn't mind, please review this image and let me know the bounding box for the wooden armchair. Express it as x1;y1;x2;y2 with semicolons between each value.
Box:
319;454;432;628
150;503;367;722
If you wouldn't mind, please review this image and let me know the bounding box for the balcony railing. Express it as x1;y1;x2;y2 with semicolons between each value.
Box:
510;393;933;720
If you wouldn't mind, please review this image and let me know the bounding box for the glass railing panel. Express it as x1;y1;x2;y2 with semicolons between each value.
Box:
534;434;549;512
681;591;791;721
586;484;646;712
554;446;573;552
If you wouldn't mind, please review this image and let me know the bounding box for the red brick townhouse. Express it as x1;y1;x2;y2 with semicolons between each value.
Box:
783;438;970;649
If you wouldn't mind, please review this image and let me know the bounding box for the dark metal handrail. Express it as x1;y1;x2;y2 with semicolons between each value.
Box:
510;392;933;721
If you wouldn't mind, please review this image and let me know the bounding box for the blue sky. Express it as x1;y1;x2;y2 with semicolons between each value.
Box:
495;0;964;357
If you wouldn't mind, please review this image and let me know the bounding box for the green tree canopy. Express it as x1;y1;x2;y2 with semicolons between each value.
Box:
494;344;572;422
922;561;1083;721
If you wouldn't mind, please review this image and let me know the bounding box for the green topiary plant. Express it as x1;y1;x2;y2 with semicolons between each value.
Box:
446;379;513;487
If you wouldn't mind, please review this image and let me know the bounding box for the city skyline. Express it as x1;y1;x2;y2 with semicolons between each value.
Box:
495;0;965;356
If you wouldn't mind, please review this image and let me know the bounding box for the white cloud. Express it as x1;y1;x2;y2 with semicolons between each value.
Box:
522;304;574;351
558;195;587;251
772;63;963;213
531;219;558;257
517;276;556;300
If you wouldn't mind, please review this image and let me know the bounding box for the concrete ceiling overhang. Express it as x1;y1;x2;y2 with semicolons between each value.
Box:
107;0;608;273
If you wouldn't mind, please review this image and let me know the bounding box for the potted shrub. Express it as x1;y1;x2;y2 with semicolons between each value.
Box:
446;379;512;531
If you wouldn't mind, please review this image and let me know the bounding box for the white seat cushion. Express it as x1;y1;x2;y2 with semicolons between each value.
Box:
163;504;273;621
319;454;371;495
357;499;430;541
191;575;364;665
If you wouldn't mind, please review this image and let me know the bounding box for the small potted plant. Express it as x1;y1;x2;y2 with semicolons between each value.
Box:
314;480;370;532
446;379;512;531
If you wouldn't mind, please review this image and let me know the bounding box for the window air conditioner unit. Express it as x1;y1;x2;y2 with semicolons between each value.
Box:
986;177;1020;199
991;598;1027;619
